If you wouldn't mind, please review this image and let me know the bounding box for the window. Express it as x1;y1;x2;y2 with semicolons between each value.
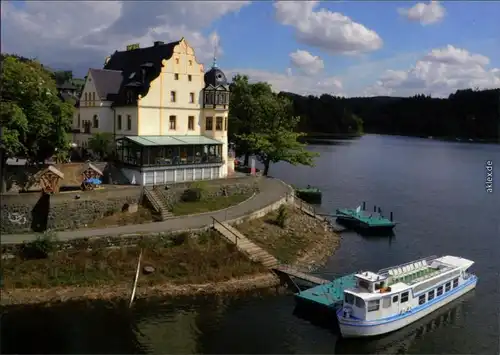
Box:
355;297;365;308
206;117;213;130
189;92;195;103
175;58;179;64
418;294;426;305
117;114;122;130
392;295;399;303
170;91;176;102
437;286;443;296
401;292;409;303
127;91;133;104
453;278;459;288
367;300;380;312
224;117;228;131
169;116;176;130
174;73;179;80
188;60;192;66
77;114;81;128
216;116;223;131
92;92;96;102
445;282;451;292
127;115;132;130
344;293;354;305
382;297;391;308
93;115;99;128
188;116;195;130
188;74;192;81
84;93;88;103
358;280;370;290
428;290;435;301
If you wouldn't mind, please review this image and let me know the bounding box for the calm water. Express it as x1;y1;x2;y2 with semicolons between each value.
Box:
2;135;499;354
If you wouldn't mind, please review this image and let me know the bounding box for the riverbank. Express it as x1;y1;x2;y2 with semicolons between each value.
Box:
1;207;341;306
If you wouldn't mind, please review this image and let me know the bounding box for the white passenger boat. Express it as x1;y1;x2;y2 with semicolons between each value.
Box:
337;255;478;338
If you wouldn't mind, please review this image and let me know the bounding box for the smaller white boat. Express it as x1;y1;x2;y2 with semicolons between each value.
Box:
337;255;477;338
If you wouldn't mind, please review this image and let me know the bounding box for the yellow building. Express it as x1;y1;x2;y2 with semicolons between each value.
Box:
73;38;232;185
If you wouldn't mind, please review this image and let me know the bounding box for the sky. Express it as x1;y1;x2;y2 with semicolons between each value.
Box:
1;0;499;98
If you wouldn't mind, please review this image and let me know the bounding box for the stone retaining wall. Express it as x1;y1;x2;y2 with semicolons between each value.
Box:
154;177;260;208
1;187;142;234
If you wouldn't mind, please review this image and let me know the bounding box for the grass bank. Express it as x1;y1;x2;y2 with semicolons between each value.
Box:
171;193;253;216
2;231;266;291
236;206;341;268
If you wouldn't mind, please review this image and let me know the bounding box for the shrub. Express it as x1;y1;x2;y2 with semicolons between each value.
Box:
275;205;288;228
171;232;190;246
181;188;203;202
20;232;58;259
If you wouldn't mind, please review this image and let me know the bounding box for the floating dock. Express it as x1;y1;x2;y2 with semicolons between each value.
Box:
294;273;357;309
336;202;396;232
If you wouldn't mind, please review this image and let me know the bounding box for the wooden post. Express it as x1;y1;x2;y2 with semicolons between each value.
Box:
129;249;143;308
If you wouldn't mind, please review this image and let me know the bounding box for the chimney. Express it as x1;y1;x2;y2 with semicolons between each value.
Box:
154;41;164;47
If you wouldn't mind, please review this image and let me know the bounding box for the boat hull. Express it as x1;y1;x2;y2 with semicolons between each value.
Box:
337;276;477;338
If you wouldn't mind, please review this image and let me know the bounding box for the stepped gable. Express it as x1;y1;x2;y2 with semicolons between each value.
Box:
103;40;181;105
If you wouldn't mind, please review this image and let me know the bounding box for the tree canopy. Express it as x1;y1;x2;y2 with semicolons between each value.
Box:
229;75;318;176
88;132;114;160
0;54;74;189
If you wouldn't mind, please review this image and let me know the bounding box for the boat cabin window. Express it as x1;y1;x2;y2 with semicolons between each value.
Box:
392;295;399;303
355;297;365;308
453;278;459;288
374;281;386;290
367;300;380;312
358;279;371;290
401;291;409;303
418;294;426;305
428;290;435;301
382;297;391;308
437;286;443;296
445;282;451;292
344;293;355;305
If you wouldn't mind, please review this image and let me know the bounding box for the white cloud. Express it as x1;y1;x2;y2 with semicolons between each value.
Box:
274;1;382;55
364;45;500;97
398;1;446;26
0;1;250;73
226;68;344;97
289;50;324;75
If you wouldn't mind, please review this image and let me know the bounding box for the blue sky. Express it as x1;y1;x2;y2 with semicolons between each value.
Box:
2;1;499;97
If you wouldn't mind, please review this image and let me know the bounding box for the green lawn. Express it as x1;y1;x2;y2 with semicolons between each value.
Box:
171;193;253;216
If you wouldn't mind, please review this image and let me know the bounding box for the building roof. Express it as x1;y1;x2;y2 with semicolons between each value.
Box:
124;135;223;146
204;59;229;89
88;69;123;100
103;40;181;104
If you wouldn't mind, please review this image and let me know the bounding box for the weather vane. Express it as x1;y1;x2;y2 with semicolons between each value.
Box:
212;34;219;68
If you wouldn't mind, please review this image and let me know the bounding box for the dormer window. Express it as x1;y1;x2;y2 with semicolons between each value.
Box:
127;91;133;104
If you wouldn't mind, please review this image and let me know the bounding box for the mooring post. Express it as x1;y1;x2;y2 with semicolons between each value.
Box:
390;212;393;221
373;205;377;212
362;201;366;211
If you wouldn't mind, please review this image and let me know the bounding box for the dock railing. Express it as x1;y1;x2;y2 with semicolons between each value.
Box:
211;216;241;246
377;255;438;275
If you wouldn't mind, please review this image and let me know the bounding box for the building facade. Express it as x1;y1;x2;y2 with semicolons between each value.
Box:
72;38;233;185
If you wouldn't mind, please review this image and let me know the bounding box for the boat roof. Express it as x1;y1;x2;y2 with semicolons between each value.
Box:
435;255;474;269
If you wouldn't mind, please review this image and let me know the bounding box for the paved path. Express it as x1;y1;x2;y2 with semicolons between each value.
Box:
2;178;291;244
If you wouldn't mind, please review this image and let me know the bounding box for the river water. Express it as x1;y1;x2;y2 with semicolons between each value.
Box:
2;135;499;354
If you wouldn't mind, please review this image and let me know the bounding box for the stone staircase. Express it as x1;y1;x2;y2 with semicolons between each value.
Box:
212;219;279;269
144;187;174;220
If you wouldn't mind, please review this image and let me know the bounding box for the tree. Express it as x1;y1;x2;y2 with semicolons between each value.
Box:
229;75;273;165
87;132;114;160
238;92;319;176
0;54;74;191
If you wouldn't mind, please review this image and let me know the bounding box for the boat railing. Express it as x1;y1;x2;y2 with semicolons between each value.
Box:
377;255;438;275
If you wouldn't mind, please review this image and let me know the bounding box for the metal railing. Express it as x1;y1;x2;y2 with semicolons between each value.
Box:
293;194;319;217
211;216;241;246
377;255;438;275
